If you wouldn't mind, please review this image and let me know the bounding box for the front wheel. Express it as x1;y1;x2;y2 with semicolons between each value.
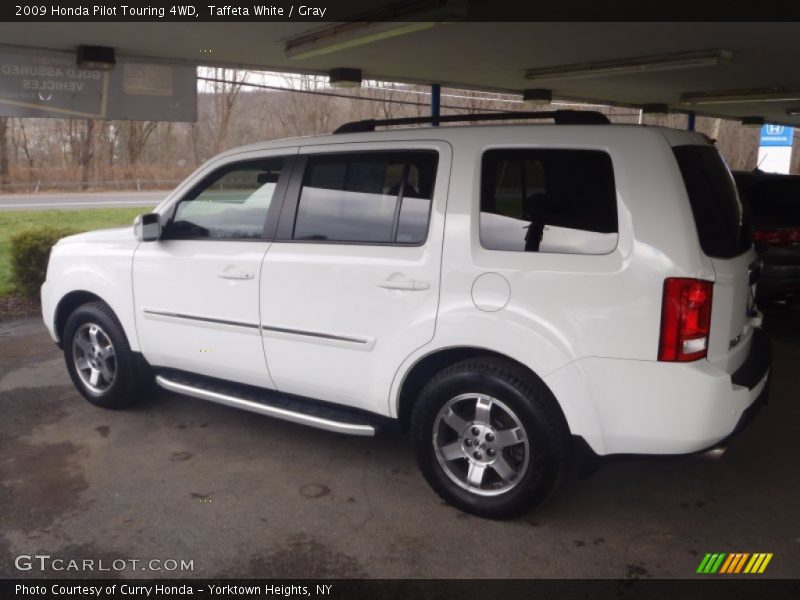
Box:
63;301;151;409
411;358;569;518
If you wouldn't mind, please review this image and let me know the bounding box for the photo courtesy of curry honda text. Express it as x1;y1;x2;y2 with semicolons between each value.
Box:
41;111;771;518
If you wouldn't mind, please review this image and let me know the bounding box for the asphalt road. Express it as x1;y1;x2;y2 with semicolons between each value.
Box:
1;309;799;579
0;191;166;211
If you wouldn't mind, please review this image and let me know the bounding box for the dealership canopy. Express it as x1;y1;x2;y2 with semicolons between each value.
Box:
0;20;798;125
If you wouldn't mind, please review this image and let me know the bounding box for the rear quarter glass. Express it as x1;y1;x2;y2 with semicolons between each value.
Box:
673;146;752;258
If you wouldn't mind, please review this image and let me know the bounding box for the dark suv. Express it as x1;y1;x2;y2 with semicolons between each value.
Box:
734;170;800;304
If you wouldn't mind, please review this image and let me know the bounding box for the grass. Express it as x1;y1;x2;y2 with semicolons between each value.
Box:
0;207;144;296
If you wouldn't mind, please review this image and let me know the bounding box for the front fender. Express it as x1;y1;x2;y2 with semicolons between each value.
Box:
43;240;138;350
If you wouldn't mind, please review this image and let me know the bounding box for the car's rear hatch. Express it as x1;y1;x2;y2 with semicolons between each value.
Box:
672;145;759;374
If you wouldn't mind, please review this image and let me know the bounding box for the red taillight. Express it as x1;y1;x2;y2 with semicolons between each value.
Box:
658;278;713;362
753;228;800;246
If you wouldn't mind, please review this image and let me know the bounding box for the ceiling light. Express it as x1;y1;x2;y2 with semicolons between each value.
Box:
328;68;362;89
287;22;436;59
786;108;800;117
740;117;764;128
524;49;731;81
522;89;552;107
284;0;463;59
681;88;800;105
76;45;115;71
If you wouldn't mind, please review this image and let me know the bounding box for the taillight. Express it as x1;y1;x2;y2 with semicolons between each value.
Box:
753;228;800;246
658;278;713;362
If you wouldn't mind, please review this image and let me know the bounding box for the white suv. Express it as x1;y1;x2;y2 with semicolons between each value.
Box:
42;111;771;518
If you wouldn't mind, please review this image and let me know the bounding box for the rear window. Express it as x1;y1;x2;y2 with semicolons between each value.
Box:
673;145;751;258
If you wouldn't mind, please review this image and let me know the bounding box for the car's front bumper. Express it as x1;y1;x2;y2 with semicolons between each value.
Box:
40;279;58;343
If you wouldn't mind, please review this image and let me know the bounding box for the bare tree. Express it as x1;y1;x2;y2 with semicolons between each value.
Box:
15;120;36;168
125;121;159;168
209;68;247;153
80;120;96;190
0;117;9;186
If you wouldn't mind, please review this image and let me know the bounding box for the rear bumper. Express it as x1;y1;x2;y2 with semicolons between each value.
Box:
548;330;771;456
725;329;771;438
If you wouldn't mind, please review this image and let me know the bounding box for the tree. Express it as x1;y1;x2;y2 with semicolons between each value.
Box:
209;68;247;153
0;117;9;186
125;121;159;167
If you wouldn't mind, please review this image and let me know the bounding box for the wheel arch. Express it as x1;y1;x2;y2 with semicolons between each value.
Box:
54;290;108;345
395;346;571;435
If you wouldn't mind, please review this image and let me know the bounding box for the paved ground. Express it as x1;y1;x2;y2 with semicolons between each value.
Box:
0;191;165;211
1;309;799;579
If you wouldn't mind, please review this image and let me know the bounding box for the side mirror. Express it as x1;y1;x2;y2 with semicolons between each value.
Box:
133;213;162;242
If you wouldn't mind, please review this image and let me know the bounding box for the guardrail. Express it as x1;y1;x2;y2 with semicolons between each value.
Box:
0;179;183;194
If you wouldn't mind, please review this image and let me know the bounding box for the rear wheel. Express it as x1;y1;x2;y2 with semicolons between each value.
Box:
411;358;569;518
63;301;151;409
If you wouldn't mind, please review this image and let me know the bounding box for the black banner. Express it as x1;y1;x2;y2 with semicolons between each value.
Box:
3;579;800;600
2;0;800;22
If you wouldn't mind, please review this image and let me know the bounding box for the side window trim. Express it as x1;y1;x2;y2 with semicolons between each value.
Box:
162;155;296;242
274;150;437;246
390;162;411;242
275;155;308;242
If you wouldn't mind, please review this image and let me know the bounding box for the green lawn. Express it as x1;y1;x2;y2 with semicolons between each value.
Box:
0;207;144;296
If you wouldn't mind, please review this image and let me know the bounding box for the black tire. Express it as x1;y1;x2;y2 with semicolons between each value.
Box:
411;357;570;519
63;301;151;409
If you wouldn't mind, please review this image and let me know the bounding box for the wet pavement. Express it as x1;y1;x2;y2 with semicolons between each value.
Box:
1;311;799;579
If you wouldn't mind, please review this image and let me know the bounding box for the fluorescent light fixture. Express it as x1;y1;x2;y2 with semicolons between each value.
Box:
76;45;115;71
328;68;362;89
741;116;764;128
524;49;731;81
286;22;436;59
681;88;800;105
642;103;669;114
285;0;465;59
786;108;800;117
522;88;552;107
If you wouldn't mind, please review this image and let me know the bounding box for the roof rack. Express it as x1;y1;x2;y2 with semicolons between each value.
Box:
333;110;610;134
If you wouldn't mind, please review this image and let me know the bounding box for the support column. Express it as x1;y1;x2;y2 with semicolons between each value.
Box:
431;83;441;126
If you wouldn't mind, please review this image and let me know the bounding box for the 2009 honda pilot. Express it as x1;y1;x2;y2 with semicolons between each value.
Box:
42;111;770;518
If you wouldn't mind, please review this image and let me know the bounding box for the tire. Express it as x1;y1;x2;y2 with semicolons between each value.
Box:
411;358;570;519
63;301;151;409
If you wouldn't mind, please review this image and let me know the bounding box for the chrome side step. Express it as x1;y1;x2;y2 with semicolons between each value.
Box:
155;375;376;437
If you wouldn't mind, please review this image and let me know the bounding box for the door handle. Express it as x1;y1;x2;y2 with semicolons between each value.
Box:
217;267;254;280
377;279;430;291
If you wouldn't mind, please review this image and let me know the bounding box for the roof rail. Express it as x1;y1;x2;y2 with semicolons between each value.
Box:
333;110;610;134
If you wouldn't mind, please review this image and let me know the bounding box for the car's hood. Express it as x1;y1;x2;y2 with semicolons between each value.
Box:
57;226;134;245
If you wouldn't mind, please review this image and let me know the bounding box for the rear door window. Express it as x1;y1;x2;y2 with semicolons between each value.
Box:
293;152;438;244
673;145;751;258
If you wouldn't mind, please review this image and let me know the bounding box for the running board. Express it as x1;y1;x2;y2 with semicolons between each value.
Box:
155;373;376;437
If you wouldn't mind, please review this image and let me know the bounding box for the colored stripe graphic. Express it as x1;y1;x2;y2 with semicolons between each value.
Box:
719;554;735;573
698;552;772;574
710;553;726;573
696;553;713;573
734;553;750;573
